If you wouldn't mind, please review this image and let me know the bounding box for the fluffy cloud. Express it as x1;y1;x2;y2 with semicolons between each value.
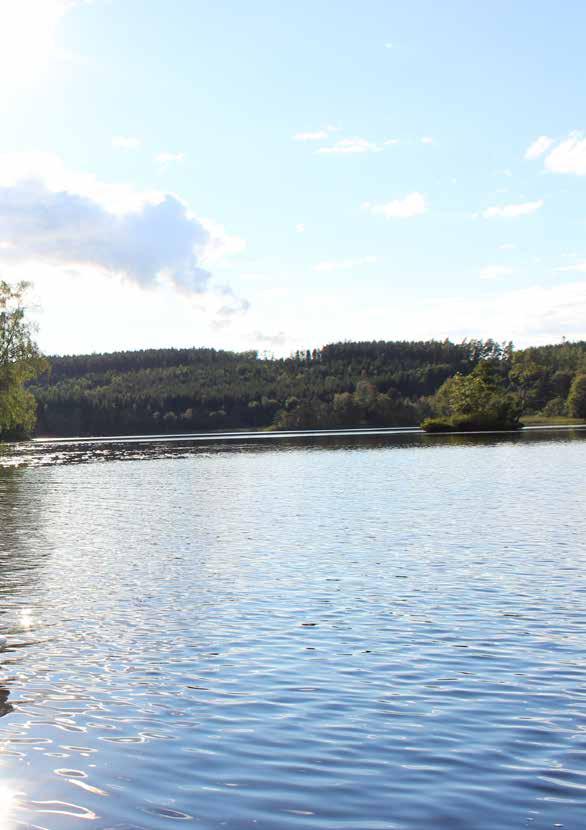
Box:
362;192;427;219
314;256;377;272
112;136;140;150
483;199;543;218
544;132;586;175
198;218;246;265
420;136;434;145
318;138;381;155
524;136;553;160
525;132;586;176
0;153;241;295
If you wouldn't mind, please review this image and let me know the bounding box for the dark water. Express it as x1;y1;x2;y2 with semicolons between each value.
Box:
1;428;586;829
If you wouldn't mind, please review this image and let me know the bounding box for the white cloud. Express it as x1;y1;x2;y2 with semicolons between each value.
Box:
314;256;377;272
499;243;517;250
483;199;543;218
383;138;400;146
112;136;141;150
421;136;434;145
479;265;515;280
524;132;586;176
362;192;427;219
556;261;586;273
199;218;246;265
318;137;381;155
155;152;185;164
0;152;160;215
544;132;586;175
0;153;243;295
524;135;554;160
295;223;305;233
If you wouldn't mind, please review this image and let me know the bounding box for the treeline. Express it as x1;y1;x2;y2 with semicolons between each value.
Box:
28;338;586;436
508;341;586;414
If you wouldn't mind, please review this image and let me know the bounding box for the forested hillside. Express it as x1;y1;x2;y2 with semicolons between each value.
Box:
28;339;586;436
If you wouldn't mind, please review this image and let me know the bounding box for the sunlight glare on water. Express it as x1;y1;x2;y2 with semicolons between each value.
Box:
0;782;18;830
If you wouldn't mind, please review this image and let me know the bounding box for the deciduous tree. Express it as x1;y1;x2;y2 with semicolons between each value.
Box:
567;373;586;418
0;281;47;439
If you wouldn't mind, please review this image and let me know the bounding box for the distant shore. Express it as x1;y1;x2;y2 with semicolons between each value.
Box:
26;421;586;446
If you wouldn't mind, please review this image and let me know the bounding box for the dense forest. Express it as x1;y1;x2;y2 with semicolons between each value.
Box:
27;338;586;436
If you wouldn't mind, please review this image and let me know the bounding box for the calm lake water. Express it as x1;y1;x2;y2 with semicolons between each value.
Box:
1;428;586;829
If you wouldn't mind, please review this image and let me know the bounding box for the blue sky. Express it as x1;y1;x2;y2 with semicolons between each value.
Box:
0;0;585;355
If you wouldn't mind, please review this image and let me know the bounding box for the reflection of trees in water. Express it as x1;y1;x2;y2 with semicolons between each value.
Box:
0;467;50;722
0;686;12;718
0;467;50;647
0;467;49;576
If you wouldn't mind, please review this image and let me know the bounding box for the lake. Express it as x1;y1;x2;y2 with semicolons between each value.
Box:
1;428;586;829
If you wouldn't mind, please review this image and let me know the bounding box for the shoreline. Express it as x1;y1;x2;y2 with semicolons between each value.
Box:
27;421;586;446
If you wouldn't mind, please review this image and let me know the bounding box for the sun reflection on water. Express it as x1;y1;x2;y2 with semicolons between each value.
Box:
18;608;34;631
0;783;18;830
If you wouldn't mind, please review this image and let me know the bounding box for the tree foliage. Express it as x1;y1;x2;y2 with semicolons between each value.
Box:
30;339;472;435
568;373;586;418
422;361;522;431
0;281;47;440
24;336;586;437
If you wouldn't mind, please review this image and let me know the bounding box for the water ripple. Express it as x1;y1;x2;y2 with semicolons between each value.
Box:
0;431;585;828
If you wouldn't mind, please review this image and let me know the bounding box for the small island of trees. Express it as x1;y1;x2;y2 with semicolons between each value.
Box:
420;362;523;432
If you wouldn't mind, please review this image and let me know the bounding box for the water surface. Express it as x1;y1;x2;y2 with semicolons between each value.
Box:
1;429;586;829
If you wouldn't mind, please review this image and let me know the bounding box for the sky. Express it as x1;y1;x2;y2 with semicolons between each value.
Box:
0;0;585;356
